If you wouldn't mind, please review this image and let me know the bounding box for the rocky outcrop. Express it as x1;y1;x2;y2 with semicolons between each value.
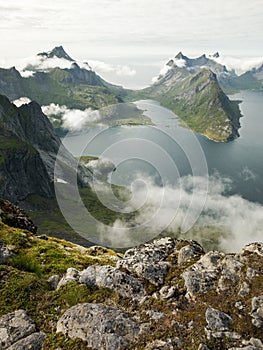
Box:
1;224;263;350
0;310;45;350
56;265;146;300
57;303;141;350
0;198;37;233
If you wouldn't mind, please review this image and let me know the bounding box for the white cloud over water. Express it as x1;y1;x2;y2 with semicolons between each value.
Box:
42;103;101;131
96;175;263;251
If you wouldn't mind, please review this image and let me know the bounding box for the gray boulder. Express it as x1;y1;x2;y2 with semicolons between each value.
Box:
0;240;12;264
0;310;44;350
177;242;204;265
117;237;176;285
251;296;263;328
56;268;80;289
79;265;146;300
6;332;46;350
182;251;223;296
205;307;232;331
57;303;141;350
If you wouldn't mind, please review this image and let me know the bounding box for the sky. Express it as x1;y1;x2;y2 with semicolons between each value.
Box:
0;0;263;87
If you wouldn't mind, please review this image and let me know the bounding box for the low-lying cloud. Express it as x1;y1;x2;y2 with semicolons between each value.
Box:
42;103;101;131
89;60;136;77
12;96;32;107
210;54;263;75
95;174;263;251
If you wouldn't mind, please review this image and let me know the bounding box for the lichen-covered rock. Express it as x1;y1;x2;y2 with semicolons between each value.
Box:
0;240;12;264
117;237;176;285
56;268;80;289
182;251;223;296
158;285;177;300
6;332;46;350
79;265;146;299
145;338;181;349
0;310;37;349
205;307;232;331
251;296;263;328
57;303;141;350
242;243;263;257
229;337;263;350
177;241;204;265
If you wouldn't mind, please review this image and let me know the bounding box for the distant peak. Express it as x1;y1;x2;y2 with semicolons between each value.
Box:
37;46;74;61
175;52;187;60
212;52;220;58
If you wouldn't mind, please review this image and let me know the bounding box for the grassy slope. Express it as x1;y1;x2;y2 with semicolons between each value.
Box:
0;222;262;350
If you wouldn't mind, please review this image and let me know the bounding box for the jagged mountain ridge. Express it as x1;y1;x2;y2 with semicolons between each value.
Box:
0;94;91;204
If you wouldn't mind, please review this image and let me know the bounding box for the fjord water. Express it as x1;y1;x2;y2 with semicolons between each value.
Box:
63;90;263;204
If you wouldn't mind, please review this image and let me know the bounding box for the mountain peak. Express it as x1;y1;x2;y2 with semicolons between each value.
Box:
38;46;74;61
175;52;188;60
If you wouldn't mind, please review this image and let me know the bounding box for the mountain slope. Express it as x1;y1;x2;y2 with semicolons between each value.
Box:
138;61;242;141
0;94;91;204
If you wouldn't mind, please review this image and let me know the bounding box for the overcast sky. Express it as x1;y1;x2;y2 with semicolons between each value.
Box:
0;0;262;87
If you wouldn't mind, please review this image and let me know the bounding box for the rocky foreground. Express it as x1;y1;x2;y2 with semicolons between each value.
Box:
0;200;262;349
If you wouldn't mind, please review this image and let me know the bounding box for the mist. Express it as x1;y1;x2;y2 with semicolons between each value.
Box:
94;174;263;251
41;103;101;131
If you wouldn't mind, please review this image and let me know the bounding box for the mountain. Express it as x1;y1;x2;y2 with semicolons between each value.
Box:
37;45;74;62
137;54;242;142
0;46;125;110
0;94;91;204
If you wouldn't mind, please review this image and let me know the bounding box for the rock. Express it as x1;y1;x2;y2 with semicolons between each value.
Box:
251;296;263;328
117;237;176;285
56;268;80;289
182;251;224;297
6;332;46;350
242;243;263;257
205;307;232;331
79;265;146;300
0;198;37;234
177;242;204;265
198;344;210;350
158;286;177;300
217;255;244;292
229;339;263;350
0;240;12;264
47;275;60;290
238;281;251;297
0;310;37;349
57;303;141;350
145;338;182;349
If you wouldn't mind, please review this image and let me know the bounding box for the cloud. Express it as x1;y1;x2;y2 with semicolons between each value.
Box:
41;103;101;131
152;57;186;83
94;174;263;251
210;54;263;75
89;60;136;77
85;158;116;181
12;96;31;107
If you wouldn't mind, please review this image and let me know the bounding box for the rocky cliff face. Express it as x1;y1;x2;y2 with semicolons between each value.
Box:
0;210;262;350
0;94;91;204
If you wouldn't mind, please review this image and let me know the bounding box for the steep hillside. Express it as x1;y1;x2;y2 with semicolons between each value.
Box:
0;94;91;204
142;66;241;141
